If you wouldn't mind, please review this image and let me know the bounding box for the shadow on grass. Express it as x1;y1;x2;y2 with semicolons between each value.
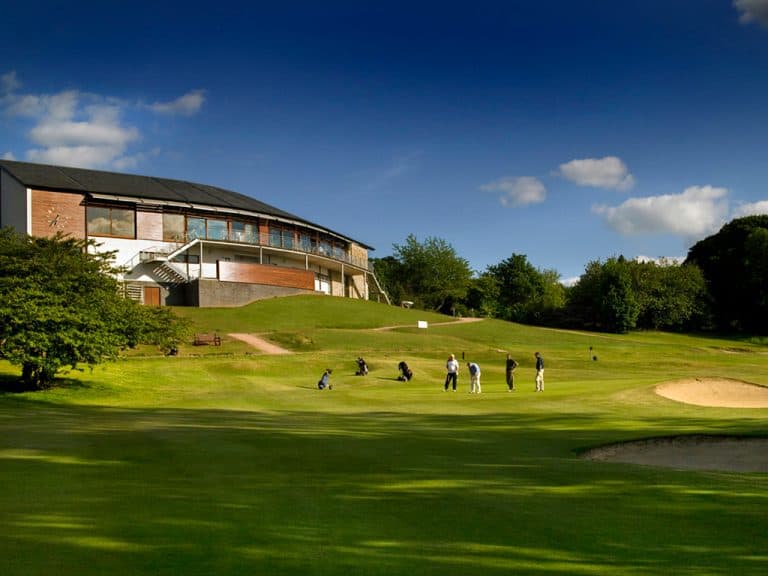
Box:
0;373;91;394
1;400;767;575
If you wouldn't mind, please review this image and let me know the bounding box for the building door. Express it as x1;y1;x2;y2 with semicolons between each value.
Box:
315;273;330;295
144;286;161;306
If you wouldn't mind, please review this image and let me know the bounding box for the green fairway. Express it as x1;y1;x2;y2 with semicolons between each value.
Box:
1;295;766;575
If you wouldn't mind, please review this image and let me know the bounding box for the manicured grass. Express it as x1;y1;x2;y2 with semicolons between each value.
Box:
1;296;767;575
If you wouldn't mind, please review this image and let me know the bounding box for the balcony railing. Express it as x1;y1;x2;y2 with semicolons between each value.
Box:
143;231;368;270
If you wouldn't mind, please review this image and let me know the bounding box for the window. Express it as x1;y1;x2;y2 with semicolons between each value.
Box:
300;233;312;252
87;206;135;238
163;213;185;241
316;273;331;294
282;229;294;249
269;226;281;247
187;217;206;240
171;253;200;264
232;221;258;244
207;219;228;240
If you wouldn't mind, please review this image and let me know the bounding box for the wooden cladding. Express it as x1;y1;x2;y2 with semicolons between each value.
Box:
217;261;315;290
31;189;86;238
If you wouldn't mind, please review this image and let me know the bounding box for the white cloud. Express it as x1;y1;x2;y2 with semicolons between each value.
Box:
557;156;635;191
17;92;139;169
1;72;204;170
148;90;206;115
29;112;139;148
592;185;730;238
27;145;129;168
481;176;546;206
733;199;768;217
734;0;768;26
2;151;16;160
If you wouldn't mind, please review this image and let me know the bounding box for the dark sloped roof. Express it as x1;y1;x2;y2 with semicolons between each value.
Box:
0;159;372;248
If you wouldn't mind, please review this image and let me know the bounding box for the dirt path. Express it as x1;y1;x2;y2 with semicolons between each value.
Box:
229;317;484;352
228;333;292;354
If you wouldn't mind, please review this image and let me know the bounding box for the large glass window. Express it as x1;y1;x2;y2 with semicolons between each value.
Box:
282;229;294;249
207;219;228;240
163;213;185;241
269;226;281;247
300;232;312;252
187;217;206;240
231;221;258;244
87;206;135;238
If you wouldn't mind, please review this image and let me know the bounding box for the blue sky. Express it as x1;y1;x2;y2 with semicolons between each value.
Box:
3;1;768;282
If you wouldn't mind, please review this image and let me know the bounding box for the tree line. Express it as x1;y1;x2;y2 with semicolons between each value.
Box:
372;215;768;335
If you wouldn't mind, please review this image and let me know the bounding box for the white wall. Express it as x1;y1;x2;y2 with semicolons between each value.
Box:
89;236;179;268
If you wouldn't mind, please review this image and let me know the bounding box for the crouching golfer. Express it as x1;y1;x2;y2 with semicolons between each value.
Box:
318;368;333;390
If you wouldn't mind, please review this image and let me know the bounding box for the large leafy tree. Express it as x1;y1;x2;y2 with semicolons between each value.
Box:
568;256;708;333
686;215;768;333
462;272;501;318
486;254;565;324
391;234;473;313
628;259;709;331
0;228;188;389
567;257;639;333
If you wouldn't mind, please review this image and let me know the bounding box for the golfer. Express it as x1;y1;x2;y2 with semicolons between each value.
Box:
467;361;481;394
505;354;518;391
444;354;459;391
318;368;333;390
534;352;544;392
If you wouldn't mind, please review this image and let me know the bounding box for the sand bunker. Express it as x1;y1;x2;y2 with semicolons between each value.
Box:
583;379;768;472
655;377;768;408
583;436;768;473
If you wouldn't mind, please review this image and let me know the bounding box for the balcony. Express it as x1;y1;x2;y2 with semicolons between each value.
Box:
141;230;368;270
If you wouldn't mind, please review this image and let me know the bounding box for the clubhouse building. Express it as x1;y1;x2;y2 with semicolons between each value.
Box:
0;160;387;307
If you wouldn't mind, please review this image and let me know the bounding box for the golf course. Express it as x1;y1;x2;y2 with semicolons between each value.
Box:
1;294;766;575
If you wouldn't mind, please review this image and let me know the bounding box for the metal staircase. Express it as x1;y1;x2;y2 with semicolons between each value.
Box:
366;270;391;304
121;239;200;287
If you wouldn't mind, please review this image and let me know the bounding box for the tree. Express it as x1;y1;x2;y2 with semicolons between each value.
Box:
686;215;768;333
486;254;565;324
600;258;639;333
567;257;639;333
369;255;405;306
391;234;473;313
567;256;708;333
628;259;709;331
462;272;501;318
0;229;188;389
